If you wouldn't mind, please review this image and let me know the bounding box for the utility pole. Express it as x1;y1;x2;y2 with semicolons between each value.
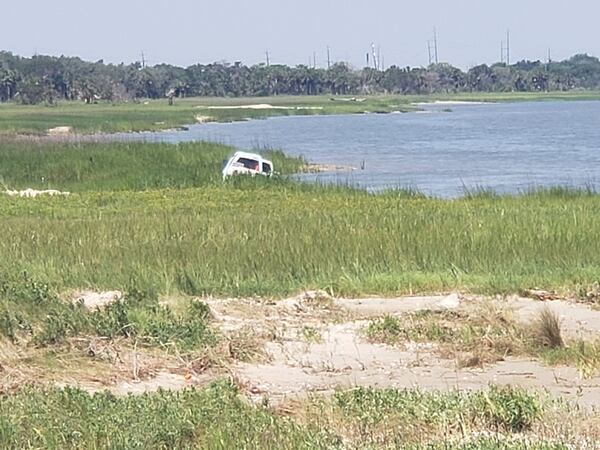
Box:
547;48;551;64
327;46;331;69
433;27;439;64
141;51;146;69
313;51;316;69
371;43;379;70
265;50;270;67
427;41;433;65
506;29;510;65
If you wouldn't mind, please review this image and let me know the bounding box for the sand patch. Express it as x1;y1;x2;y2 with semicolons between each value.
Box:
47;126;73;135
200;104;323;111
4;188;70;198
72;290;123;310
195;114;213;123
412;100;488;106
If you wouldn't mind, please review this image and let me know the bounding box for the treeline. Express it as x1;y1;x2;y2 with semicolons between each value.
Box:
1;51;600;104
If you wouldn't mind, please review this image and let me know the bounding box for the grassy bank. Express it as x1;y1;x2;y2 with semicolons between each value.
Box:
0;96;415;135
1;91;600;135
0;381;591;449
1;141;600;297
0;140;304;191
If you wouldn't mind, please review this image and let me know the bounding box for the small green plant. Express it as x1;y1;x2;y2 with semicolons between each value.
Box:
299;326;322;344
542;340;600;379
333;385;541;436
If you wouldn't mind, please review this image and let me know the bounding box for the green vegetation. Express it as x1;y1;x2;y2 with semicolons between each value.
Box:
0;95;419;135
364;308;527;366
542;340;600;379
332;385;541;433
0;274;216;351
3;49;600;105
0;140;304;190
1;138;599;449
0;381;582;449
3;141;600;297
2;90;600;135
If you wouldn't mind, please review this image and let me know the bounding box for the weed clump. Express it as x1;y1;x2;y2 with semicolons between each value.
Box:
533;307;563;349
0;274;216;351
332;385;541;439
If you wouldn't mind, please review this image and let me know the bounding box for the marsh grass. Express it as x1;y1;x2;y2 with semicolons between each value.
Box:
2;92;600;135
4;178;600;297
3;140;600;297
0;140;304;191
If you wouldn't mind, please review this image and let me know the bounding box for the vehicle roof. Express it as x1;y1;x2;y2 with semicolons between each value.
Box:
230;151;272;163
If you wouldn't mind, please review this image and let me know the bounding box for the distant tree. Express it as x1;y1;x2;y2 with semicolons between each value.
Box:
2;50;600;104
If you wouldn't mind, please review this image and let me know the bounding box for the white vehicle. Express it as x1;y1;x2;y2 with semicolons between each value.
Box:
222;151;274;179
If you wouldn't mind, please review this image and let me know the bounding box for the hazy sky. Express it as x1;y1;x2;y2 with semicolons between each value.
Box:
3;0;598;69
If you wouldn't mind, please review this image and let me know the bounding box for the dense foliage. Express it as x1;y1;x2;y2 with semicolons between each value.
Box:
2;50;600;104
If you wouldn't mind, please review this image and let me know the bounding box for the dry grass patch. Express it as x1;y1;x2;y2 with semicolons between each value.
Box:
365;303;600;374
225;326;270;363
364;304;528;365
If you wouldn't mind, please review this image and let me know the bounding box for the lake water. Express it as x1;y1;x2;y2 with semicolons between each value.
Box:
121;100;600;197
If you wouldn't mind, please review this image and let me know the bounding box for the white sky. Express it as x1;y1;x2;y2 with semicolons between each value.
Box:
2;0;598;69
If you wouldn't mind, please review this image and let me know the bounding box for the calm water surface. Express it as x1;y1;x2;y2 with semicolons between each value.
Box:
122;101;600;197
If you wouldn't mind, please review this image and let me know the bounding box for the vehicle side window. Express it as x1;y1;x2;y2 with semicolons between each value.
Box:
236;158;260;170
262;162;272;174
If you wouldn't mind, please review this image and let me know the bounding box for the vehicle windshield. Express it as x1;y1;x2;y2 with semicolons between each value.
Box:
262;162;272;174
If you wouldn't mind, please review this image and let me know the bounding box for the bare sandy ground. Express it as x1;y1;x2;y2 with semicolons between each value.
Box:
4;188;70;198
201;104;323;110
209;292;600;408
5;291;600;408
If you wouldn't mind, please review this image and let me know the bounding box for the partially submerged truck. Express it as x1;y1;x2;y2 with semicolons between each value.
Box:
222;151;274;179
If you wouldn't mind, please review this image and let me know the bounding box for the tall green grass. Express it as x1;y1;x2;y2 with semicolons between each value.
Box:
2;140;600;297
0;140;304;191
3;178;600;296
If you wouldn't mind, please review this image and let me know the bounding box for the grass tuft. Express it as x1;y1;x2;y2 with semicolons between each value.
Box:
533;307;563;349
